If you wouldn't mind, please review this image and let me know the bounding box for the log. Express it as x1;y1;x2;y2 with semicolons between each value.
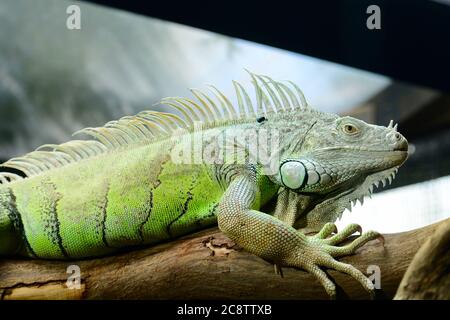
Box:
0;218;447;300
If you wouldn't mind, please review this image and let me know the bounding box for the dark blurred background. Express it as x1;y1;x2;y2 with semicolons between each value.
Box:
1;0;449;232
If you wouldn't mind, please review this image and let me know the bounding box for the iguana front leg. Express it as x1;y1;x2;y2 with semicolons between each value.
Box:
217;172;377;299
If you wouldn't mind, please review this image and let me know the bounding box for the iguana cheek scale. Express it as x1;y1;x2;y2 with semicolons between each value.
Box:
0;72;408;298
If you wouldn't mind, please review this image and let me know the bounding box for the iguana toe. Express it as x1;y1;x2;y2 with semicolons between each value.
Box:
303;262;337;299
327;229;382;257
323;223;362;245
313;222;338;239
320;257;375;298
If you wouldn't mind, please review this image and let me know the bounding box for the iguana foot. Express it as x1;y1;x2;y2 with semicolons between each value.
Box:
285;224;382;299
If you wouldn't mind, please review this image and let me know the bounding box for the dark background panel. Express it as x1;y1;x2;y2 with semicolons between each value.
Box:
84;0;450;93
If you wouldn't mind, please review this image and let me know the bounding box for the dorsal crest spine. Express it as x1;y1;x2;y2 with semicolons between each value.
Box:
0;71;310;184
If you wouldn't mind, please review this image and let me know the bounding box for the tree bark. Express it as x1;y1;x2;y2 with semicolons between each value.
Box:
395;218;450;299
0;218;447;300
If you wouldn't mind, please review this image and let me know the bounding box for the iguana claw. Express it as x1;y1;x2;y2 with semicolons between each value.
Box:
377;234;385;246
274;263;284;278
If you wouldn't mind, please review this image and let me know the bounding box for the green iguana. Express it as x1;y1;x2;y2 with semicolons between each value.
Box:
0;72;408;298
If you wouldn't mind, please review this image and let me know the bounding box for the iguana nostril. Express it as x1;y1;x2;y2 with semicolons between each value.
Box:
387;131;408;151
388;131;403;142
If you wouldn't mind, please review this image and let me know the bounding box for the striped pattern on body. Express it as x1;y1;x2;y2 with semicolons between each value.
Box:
4;140;225;259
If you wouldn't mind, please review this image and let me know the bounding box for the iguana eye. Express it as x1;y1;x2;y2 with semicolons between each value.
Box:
279;161;306;190
343;124;359;135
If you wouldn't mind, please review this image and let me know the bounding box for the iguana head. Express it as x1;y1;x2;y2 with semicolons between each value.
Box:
269;110;408;230
277;113;408;195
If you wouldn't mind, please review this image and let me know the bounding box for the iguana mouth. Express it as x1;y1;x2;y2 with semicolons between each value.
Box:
394;145;408;152
313;148;408;164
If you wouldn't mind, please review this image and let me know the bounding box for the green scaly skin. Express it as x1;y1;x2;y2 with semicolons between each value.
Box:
0;73;408;298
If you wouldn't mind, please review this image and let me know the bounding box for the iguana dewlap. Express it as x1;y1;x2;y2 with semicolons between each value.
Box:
0;72;408;298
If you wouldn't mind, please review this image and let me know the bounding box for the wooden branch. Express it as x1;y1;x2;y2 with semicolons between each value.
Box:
0;218;447;300
395;218;450;300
